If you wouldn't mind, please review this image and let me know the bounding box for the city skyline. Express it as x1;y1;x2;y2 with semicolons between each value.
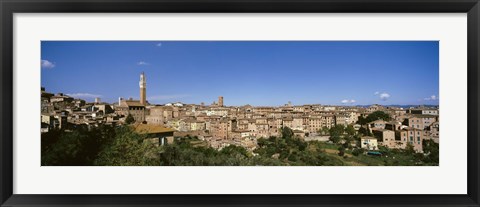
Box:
41;41;439;106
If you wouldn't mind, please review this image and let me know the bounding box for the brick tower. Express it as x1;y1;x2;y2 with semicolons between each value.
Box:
139;72;146;105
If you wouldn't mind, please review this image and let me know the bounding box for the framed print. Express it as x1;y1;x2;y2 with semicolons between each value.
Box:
1;0;479;206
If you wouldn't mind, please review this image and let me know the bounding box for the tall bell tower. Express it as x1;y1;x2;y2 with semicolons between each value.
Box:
139;72;146;105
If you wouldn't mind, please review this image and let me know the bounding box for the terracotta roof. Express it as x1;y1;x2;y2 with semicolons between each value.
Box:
133;124;175;134
125;100;144;107
322;114;335;117
401;127;422;131
411;114;438;118
234;130;250;133
411;107;438;110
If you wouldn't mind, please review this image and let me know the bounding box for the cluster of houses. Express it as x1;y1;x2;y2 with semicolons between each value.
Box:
41;88;438;153
41;73;438;153
360;109;439;153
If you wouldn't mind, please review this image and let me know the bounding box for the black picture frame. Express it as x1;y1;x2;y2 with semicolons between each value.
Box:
1;0;479;206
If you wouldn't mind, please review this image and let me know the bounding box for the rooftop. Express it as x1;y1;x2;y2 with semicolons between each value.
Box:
361;136;378;140
411;114;438;118
125;100;145;107
133;124;175;134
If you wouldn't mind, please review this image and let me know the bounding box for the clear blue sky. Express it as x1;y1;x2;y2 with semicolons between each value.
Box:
41;41;439;106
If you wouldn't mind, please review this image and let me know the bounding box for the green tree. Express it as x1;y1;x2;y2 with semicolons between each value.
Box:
366;111;391;122
357;111;391;125
422;139;439;165
94;127;159;166
318;126;330;135
352;148;364;156
357;116;366;125
41;130;87;165
405;143;416;154
329;125;345;137
345;125;356;135
342;136;353;149
280;127;294;139
329;135;341;144
358;127;372;136
125;114;135;124
338;146;345;156
220;145;249;157
41;125;117;166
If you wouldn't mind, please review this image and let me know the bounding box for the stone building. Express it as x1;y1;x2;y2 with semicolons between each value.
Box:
218;96;224;107
133;123;175;146
361;136;378;150
397;127;424;152
372;128;396;148
117;99;145;123
115;72;149;123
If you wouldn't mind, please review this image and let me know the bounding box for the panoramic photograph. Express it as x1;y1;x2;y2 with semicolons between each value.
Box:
41;41;439;166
